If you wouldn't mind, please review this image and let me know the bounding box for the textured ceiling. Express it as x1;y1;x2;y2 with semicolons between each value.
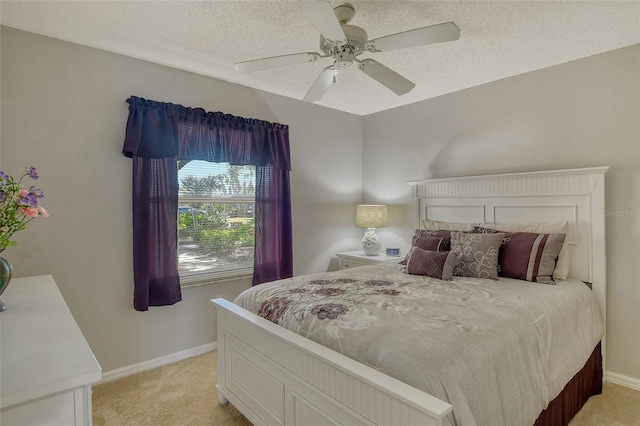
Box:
1;1;639;116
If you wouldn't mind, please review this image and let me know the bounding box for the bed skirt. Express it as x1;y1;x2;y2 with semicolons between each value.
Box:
534;342;603;426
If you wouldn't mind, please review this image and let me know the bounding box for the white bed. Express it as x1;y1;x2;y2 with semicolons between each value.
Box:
212;167;608;426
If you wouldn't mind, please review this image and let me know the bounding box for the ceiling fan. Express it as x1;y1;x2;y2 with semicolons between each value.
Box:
234;0;460;102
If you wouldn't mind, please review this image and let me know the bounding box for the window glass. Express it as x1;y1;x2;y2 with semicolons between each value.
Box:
178;160;255;281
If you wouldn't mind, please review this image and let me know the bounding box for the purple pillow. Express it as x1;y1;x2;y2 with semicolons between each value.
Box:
473;227;565;284
414;235;450;251
404;247;456;280
400;231;451;265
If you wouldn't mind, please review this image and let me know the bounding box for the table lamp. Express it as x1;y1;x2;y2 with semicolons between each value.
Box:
356;204;388;255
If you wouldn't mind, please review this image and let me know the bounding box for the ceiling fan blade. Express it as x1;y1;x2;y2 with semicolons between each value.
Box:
298;0;347;44
235;52;321;73
303;66;337;102
366;22;460;52
358;59;415;95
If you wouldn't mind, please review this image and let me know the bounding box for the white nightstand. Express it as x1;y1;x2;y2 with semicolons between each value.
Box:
336;250;403;270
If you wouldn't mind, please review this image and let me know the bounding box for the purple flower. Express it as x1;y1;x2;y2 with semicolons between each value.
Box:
26;166;38;180
287;288;308;294
29;186;44;198
333;278;358;283
17;193;38;207
364;279;393;286
314;287;347;297
375;289;401;296
0;166;49;251
309;279;332;285
257;297;292;323
311;303;349;320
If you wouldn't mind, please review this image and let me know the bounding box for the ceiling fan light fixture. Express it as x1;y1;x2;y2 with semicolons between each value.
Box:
333;3;355;24
235;0;460;103
335;47;354;68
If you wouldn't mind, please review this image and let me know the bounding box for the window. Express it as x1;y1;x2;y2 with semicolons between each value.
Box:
177;160;255;282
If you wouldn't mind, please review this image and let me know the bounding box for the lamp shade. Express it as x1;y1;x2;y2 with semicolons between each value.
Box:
356;205;388;228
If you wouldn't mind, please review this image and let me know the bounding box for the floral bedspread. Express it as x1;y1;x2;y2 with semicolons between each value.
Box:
234;264;603;426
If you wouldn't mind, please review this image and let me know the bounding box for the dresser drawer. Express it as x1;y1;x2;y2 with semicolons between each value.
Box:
340;260;366;269
337;250;402;270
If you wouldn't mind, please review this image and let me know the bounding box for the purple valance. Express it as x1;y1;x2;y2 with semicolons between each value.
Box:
122;96;293;311
123;96;291;170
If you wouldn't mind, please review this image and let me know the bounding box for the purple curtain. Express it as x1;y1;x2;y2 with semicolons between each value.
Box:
123;96;292;311
254;165;293;285
131;156;181;309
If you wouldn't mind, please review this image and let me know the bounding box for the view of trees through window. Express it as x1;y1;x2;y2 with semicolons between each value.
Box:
177;160;255;279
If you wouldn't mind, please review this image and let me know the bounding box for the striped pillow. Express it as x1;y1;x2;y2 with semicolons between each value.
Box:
400;230;452;265
477;221;569;280
473;227;565;284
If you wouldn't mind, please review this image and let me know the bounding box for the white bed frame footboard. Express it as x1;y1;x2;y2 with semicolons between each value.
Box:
212;166;608;426
212;298;452;426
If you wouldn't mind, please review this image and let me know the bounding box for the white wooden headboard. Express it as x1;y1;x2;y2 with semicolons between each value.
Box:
408;167;608;329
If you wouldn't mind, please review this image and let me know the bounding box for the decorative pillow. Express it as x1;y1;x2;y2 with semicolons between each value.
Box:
413;235;450;252
411;229;452;241
400;231;451;265
477;222;569;280
404;247;456;280
473;227;565;285
450;231;505;280
422;220;478;232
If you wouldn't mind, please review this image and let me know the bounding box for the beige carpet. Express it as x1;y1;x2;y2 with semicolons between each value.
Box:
93;350;640;425
93;351;250;426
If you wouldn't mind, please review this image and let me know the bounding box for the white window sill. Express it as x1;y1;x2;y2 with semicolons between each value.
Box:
180;269;253;288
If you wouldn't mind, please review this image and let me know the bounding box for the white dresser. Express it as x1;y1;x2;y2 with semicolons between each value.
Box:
0;275;101;426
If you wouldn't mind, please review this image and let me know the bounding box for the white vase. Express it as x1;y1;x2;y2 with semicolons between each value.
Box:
362;240;381;256
362;229;381;255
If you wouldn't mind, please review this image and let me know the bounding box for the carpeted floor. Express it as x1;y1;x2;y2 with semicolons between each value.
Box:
93;350;640;425
92;351;250;426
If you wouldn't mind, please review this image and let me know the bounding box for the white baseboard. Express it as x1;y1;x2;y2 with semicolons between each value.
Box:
98;342;217;384
99;346;640;393
606;370;640;391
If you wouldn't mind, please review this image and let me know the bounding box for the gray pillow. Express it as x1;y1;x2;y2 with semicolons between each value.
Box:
450;231;505;280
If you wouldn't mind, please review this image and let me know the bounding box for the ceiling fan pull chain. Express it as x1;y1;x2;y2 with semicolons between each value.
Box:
332;61;338;83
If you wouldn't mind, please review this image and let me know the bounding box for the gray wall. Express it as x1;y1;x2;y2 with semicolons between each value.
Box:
2;26;638;383
363;45;640;382
0;27;363;372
